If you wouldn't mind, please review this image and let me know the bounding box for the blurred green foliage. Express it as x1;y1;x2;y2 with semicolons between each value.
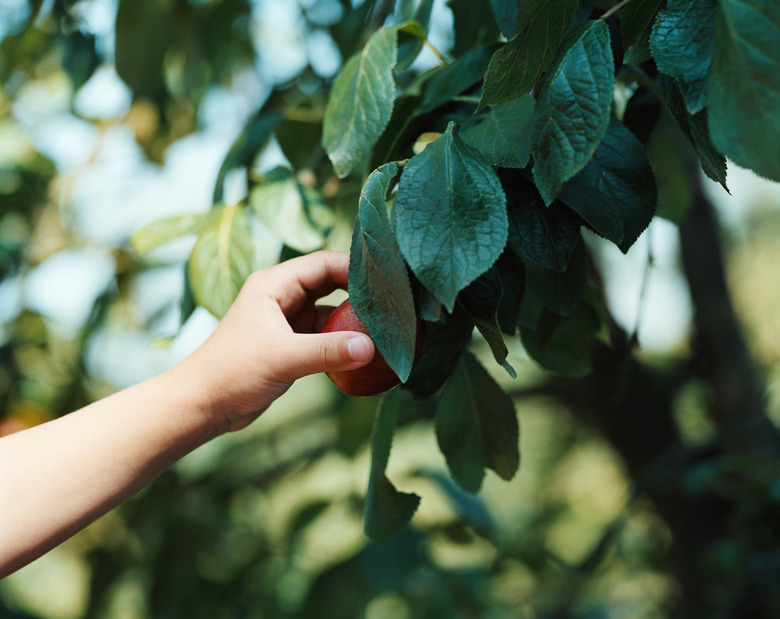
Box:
2;1;780;618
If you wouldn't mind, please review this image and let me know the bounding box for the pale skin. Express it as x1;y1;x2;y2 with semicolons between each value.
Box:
0;251;375;579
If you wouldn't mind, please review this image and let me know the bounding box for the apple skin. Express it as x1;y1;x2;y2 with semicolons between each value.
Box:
321;298;425;397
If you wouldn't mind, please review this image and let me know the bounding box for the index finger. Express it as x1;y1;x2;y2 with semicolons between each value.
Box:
268;250;350;312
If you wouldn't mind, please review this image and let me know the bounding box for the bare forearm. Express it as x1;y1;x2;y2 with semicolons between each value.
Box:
0;368;216;578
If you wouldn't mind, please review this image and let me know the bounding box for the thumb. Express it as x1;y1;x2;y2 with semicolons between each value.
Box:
276;331;375;380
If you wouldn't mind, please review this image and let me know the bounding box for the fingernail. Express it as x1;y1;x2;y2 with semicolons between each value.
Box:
347;335;372;362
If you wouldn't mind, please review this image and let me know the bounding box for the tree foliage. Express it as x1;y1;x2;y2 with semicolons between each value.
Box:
3;0;780;617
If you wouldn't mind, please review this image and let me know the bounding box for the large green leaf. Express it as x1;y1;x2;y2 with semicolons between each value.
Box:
392;122;508;312
558;117;657;253
502;170;582;273
364;391;421;543
621;0;665;64
531;20;615;205
188;204;255;319
462;95;534;168
249;167;334;252
323;26;398;178
348;163;417;382
650;0;717;114
662;75;728;190
708;0;780;181
435;351;520;493
479;0;579;110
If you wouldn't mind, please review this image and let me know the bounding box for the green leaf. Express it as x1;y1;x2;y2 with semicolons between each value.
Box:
458;269;517;378
494;253;527;335
524;237;588;317
393;122;508;313
518;288;601;376
188;204;255;319
348;163;417;382
323;26;398;178
479;0;580;109
708;0;780;182
647;113;695;223
531;20;615;205
364;391;421;543
417;469;495;536
435;351;520;493
403;309;474;399
131;211;215;254
461;95;534;168
275;113;323;171
419;45;496;114
621;0;665;64
214;111;281;203
490;0;520;39
249;167;334;252
397;1;435;70
557;117;657;253
662;75;728;189
650;0;717;114
502;170;582;272
447;0;502;56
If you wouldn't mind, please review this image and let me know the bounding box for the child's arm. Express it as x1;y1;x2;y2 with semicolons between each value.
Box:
0;251;374;578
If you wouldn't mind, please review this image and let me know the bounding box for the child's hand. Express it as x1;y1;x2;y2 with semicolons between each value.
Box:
174;251;375;433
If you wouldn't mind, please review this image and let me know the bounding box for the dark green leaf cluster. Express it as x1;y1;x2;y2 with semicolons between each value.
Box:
132;0;780;544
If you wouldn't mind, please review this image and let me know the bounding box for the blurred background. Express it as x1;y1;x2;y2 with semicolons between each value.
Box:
2;1;780;617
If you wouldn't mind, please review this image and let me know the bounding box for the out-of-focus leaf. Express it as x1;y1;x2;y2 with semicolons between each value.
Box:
524;237;588;317
397;0;435;70
518;287;601;376
131;212;216;254
214;111;281;203
364;390;421;543
419;45;496;114
188;204;254;319
249;167;333;252
447;0;502;56
418;469;495;536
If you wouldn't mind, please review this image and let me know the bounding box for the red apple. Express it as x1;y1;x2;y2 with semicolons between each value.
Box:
321;298;425;397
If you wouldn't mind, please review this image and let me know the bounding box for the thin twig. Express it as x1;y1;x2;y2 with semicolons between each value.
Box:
423;38;451;65
600;0;632;21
